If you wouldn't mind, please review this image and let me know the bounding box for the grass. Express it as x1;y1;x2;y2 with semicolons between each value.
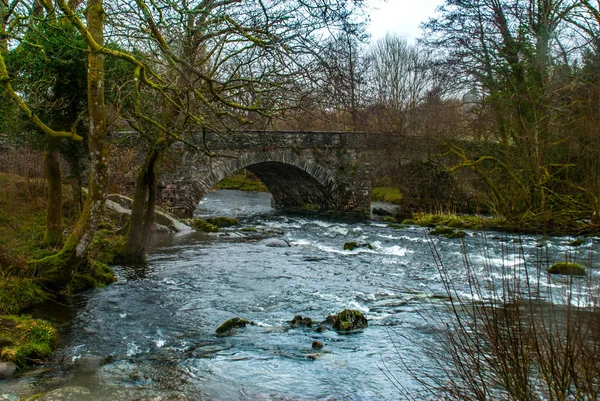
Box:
371;187;403;205
0;315;57;367
215;170;269;192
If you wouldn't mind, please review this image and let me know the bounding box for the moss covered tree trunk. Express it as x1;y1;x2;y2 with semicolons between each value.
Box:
43;140;63;244
31;0;107;290
122;135;166;261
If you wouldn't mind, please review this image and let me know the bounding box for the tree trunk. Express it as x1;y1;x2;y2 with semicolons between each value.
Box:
44;140;63;244
31;0;107;290
122;136;166;261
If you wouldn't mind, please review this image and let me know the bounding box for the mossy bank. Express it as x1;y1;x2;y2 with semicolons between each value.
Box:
0;173;119;368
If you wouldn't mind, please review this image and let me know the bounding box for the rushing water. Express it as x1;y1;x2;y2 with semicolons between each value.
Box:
3;190;599;400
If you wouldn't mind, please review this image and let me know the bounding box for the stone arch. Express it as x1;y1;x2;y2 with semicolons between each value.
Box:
183;150;339;216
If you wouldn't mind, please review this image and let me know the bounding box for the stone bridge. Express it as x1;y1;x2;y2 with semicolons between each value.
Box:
157;131;421;218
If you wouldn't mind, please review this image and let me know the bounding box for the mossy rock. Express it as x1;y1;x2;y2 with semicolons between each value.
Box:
332;309;368;332
216;317;250;335
429;227;454;236
0;316;58;368
401;219;415;225
547;262;586;276
289;315;313;328
240;227;258;232
190;219;219;233
388;224;407;229
383;216;397;223
568;239;584;247
343;241;373;251
446;231;467;239
206;216;239;228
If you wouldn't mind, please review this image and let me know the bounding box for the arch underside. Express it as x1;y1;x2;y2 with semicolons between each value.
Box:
184;151;340;216
245;161;335;212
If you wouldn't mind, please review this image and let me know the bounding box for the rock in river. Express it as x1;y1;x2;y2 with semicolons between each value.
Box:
332;309;368;332
216;317;250;335
288;315;313;328
0;361;17;379
547;262;586;276
343;241;373;251
260;238;290;247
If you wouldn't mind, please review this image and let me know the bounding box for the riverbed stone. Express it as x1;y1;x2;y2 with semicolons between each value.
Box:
36;386;93;401
216;317;250;335
312;340;324;349
0;361;17;379
73;355;106;373
547;262;586;276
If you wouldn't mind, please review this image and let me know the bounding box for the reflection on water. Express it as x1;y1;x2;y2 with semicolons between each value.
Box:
4;190;599;400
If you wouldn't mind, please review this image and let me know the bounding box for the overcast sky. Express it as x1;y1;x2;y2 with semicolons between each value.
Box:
366;0;446;43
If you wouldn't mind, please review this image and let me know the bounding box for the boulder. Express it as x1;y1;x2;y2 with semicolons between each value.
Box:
216;317;250;335
104;194;192;233
0;361;17;379
312;340;324;349
260;238;290;247
288;315;313;328
343;241;373;251
372;207;393;216
547;262;586;276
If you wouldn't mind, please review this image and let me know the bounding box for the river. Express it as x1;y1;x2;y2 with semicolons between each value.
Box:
2;190;598;400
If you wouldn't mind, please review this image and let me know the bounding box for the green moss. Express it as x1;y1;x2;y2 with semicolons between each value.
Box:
547;262;586;276
206;216;239;228
413;213;502;231
215;170;268;192
0;316;58;368
383;216;397;223
430;227;455;236
401;219;416;225
0;277;48;315
88;230;125;265
190;218;219;233
371;187;403;205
